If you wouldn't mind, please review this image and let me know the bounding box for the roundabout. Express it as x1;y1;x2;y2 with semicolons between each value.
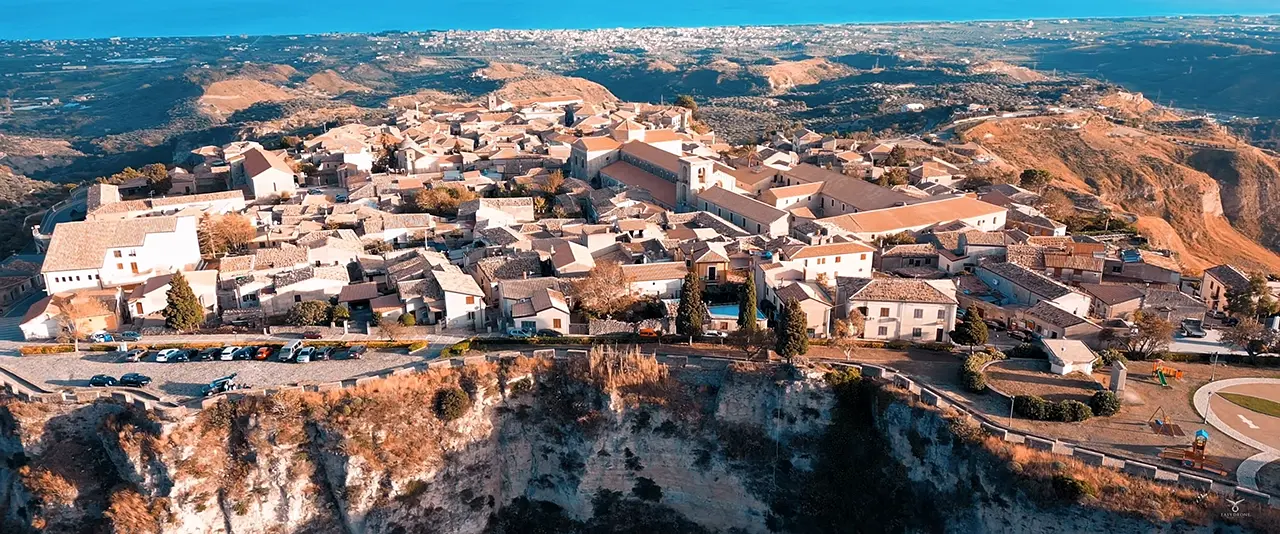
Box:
1193;377;1280;489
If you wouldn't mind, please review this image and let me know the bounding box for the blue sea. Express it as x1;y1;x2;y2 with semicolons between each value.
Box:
2;0;1279;41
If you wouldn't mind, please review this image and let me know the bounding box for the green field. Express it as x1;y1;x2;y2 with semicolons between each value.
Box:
1218;392;1280;418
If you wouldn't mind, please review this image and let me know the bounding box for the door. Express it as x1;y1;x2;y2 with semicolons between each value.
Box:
707;266;717;280
935;328;944;342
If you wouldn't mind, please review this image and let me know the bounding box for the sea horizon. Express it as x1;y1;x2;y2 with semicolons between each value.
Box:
3;0;1279;41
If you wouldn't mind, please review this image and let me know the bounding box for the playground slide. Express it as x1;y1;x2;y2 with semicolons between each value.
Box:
1156;369;1169;387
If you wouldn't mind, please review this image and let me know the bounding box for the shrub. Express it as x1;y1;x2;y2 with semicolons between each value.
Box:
824;367;862;389
408;341;429;352
1089;391;1122;417
1058;400;1093;422
885;340;912;350
434;387;471;422
441;339;472;358
959;349;1003;393
19;344;75;355
961;370;987;392
1051;473;1097;501
1006;343;1047;359
1014;395;1051;420
287;300;332;326
1097;348;1127;367
399;313;416;326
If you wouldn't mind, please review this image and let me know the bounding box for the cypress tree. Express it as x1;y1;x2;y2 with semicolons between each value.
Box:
950;305;989;351
676;272;706;340
162;271;204;331
738;270;758;332
775;297;810;363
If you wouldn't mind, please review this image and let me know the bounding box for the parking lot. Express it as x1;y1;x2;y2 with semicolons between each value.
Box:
3;347;429;401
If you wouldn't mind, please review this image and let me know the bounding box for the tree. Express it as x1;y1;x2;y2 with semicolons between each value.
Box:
570;260;634;318
876;231;916;248
331;303;351;324
1120;311;1174;359
434;387;472;421
287;301;333;326
51;293;110;346
1019;169;1053;191
544;170;566;195
738;271;758;332
161;272;204;331
1037;189;1075;221
832;317;861;360
676;272;706;341
199;214;256;257
399;313;417;326
673;95;697;112
1089;391;1122;417
411;187;478;217
364;240;393;254
949;306;989;351
1221;316;1276;357
727;327;774;361
774;298;809;364
1226;273;1280;320
885;145;907;167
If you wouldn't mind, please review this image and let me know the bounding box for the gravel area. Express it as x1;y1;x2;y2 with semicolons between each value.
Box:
2;349;430;401
985;359;1102;403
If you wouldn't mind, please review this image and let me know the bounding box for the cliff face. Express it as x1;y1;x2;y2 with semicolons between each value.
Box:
0;355;1266;534
960;114;1280;273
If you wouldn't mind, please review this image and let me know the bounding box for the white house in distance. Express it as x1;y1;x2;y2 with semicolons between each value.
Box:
776;241;875;282
1042;338;1096;375
839;277;958;343
511;286;571;334
241;147;298;199
820;195;1007;241
621;262;688;298
41;216;202;294
976;261;1092;317
126;270;219;327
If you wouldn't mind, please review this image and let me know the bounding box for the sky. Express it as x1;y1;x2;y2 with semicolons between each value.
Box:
2;0;1278;40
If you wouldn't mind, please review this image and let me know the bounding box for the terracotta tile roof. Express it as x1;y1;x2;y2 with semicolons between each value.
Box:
499;277;565;301
698;185;788;223
762;182;824;200
839;277;957;304
822;196;1005;235
621;262;688;282
338;282;380;302
43;217;180;272
620;140;681;174
1079;283;1144;306
642;129;684;143
774;281;833;307
433;270;484;297
1005;244;1046;269
600;161;677;208
882;244;937;257
530;288;569;314
1024;301;1089;328
1204;264;1250;291
983;262;1074;300
1142;289;1204;312
1044;253;1104;272
784;164;916;210
242;147;294;178
573;136;621;152
780;241;874;260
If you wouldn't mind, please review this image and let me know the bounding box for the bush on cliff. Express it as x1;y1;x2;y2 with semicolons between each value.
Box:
434;387;471;422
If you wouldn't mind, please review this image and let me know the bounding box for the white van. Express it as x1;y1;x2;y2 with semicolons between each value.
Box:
279;339;304;362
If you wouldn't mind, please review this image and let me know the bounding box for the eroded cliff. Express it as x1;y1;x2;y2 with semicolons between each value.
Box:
0;350;1272;534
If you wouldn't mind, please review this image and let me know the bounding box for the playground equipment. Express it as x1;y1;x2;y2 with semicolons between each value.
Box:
1147;406;1185;437
1159;429;1229;476
1152;360;1184;386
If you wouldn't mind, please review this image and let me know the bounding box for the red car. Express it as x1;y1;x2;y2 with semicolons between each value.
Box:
302;331;323;340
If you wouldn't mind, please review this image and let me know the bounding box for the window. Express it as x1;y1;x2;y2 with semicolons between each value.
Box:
116;263;124;270
835;256;841;263
130;263;139;274
553;318;562;328
294;295;302;303
877;326;888;336
113;250;122;258
860;253;867;260
466;296;475;305
879;307;890;317
136;302;143;314
912;328;923;338
937;309;946;319
913;309;923;319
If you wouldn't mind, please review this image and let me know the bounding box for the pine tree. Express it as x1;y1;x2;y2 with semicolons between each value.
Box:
162;271;205;331
950;305;989;351
775;298;809;363
738;271;758;332
676;272;706;341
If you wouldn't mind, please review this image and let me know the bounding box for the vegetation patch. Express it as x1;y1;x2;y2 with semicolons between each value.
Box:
1218;392;1280;418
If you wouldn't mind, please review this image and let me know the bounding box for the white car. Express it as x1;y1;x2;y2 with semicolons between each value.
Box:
154;348;180;363
219;346;240;361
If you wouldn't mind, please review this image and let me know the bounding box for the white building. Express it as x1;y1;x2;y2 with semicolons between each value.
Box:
776;241;875;282
41;216;201;294
839;277;959;343
241;147;298;199
126;270;219;326
621;262;688;298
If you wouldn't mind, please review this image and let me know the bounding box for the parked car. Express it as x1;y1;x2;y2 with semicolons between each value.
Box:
232;346;256;360
335;194;349;203
345;345;367;360
535;329;562;337
983;319;1006;331
302;331;323;340
119;331;142;342
201;374;240;397
638;328;660;339
1222;316;1240;327
118;349;145;363
169;349;191;363
119;373;152;387
1181;319;1207;338
295;347;314;363
703;330;727;339
307;188;324;195
506;328;532;338
219;346;240;361
314;346;334;361
1007;329;1033;343
154;348;180;363
254;346;274;360
89;375;118;387
90;332;114;343
197;347;221;361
